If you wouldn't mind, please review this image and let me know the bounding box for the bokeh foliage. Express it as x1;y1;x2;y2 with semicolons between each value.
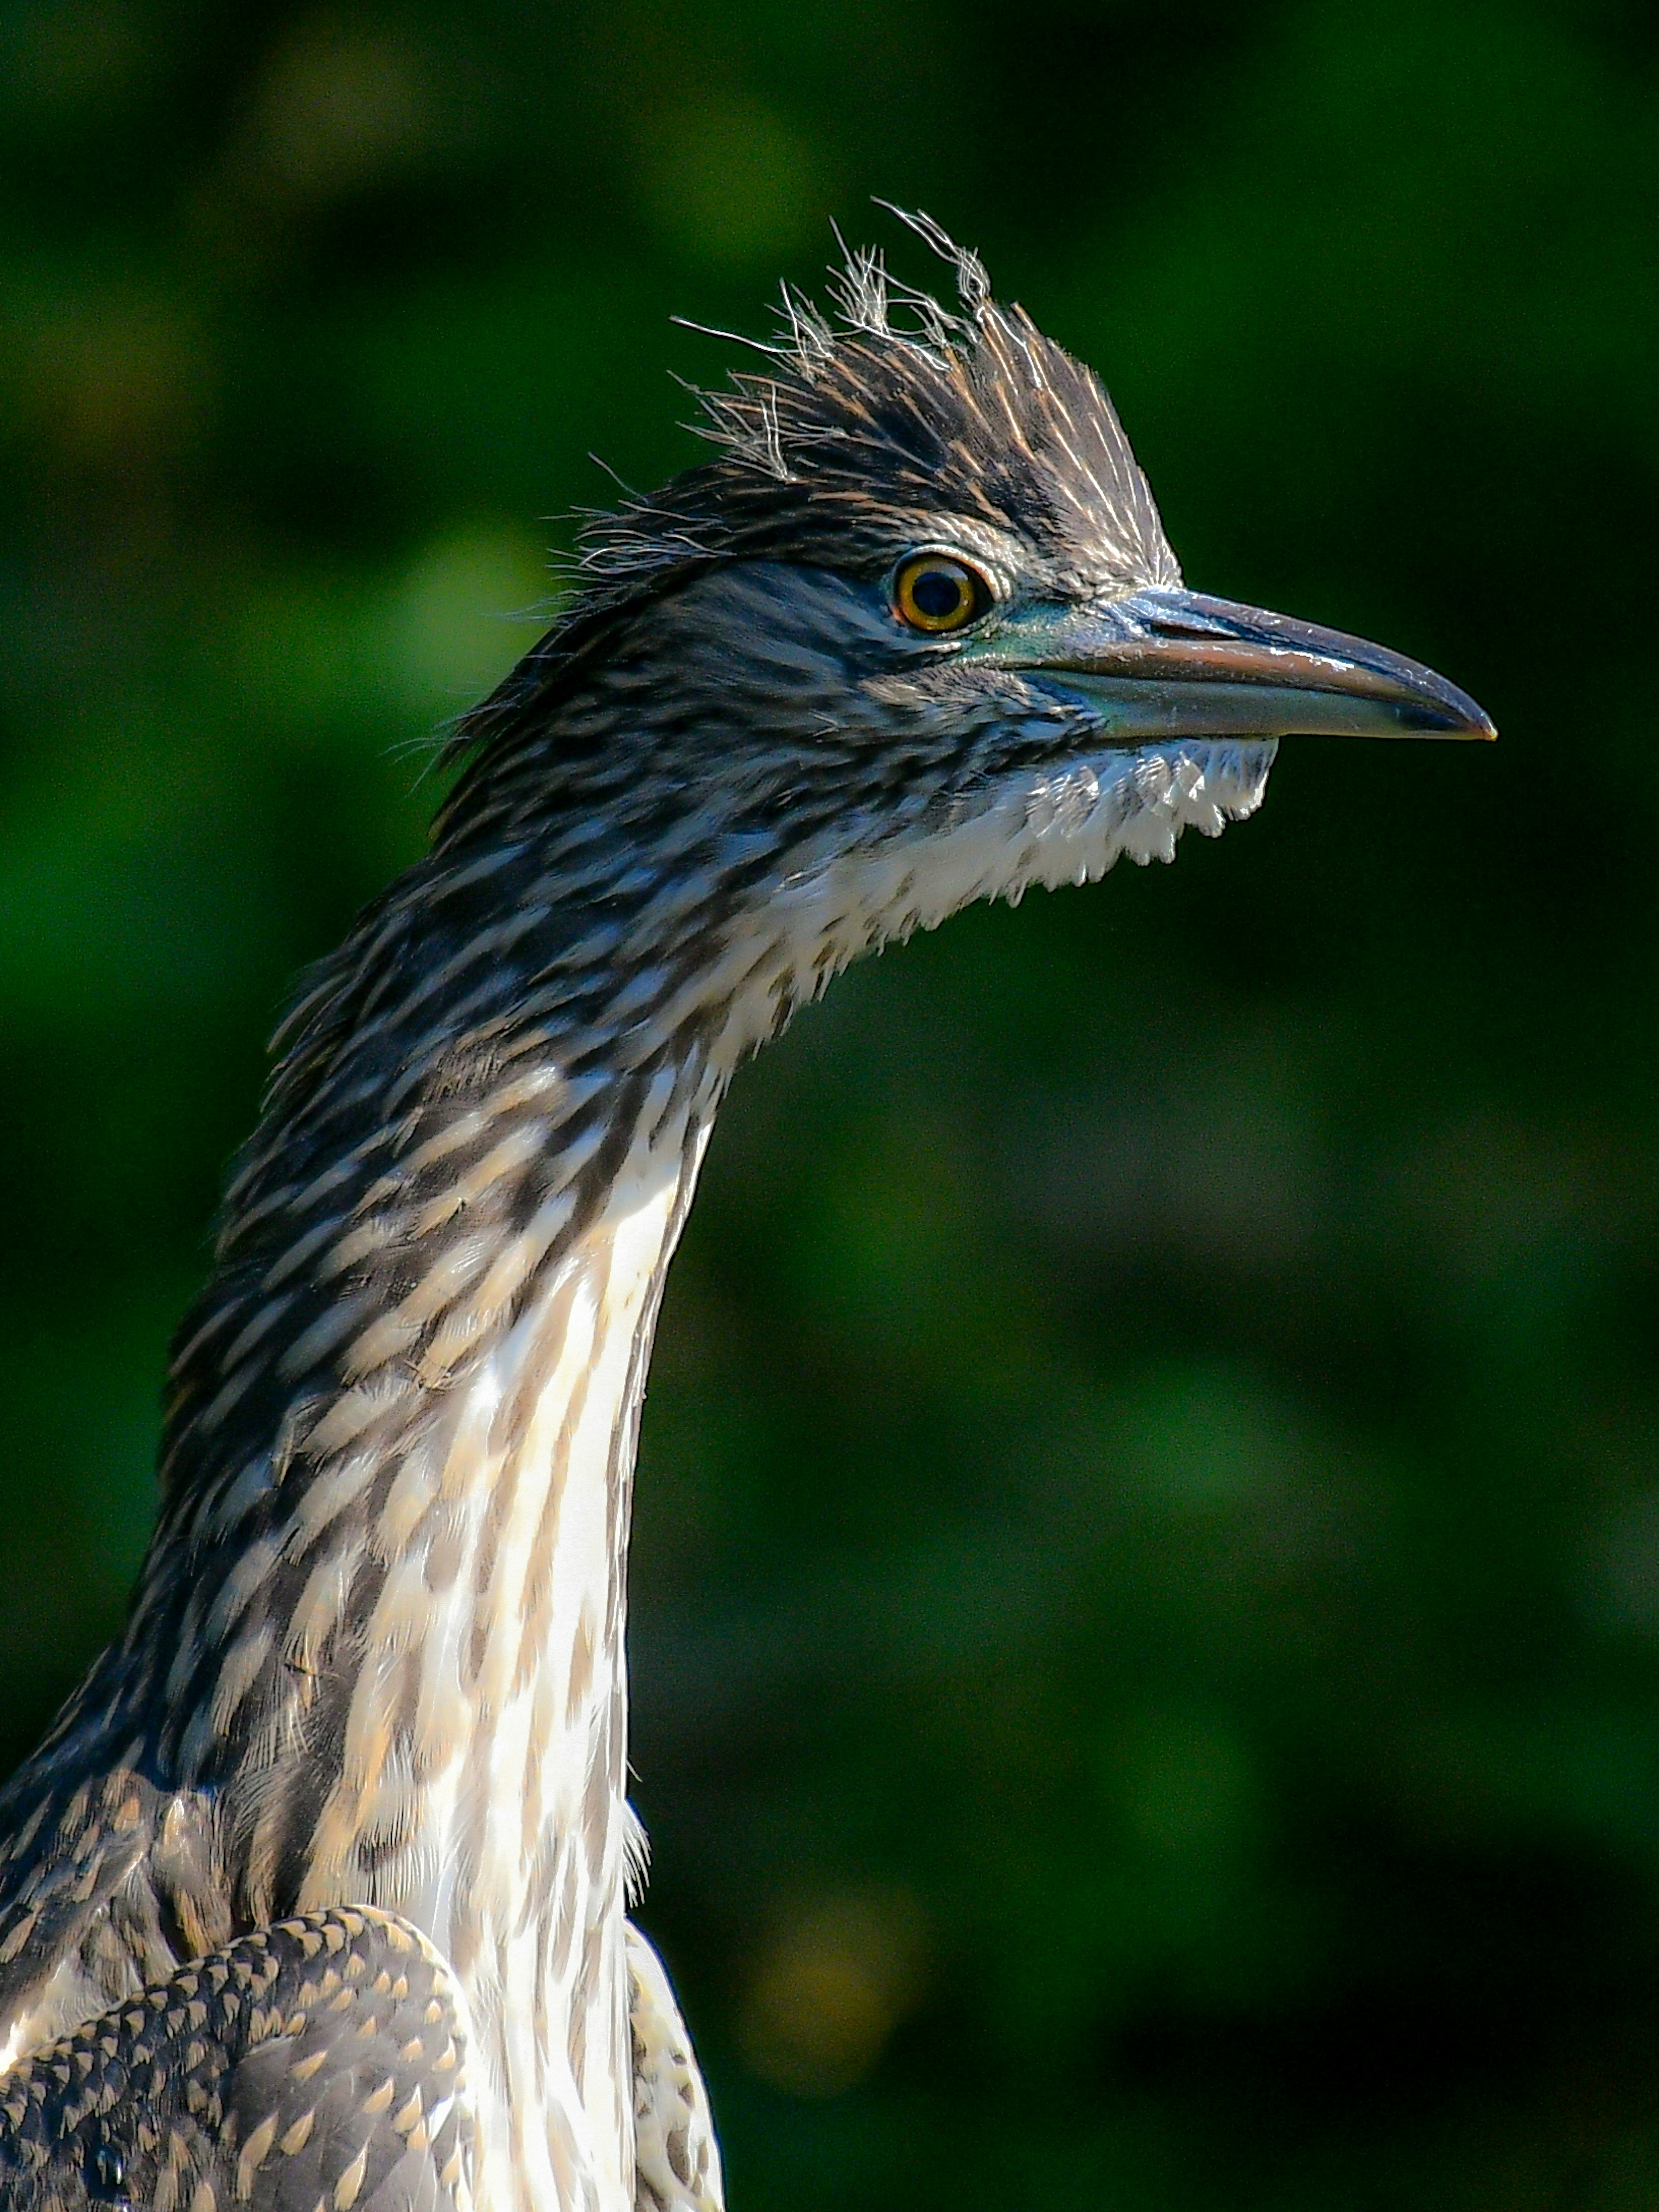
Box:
2;0;1658;2203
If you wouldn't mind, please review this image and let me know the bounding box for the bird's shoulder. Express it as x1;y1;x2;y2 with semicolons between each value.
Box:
0;1669;230;2063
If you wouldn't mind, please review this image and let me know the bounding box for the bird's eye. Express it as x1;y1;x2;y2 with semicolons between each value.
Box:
892;553;991;634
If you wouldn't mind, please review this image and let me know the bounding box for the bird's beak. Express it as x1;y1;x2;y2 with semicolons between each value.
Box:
969;586;1495;743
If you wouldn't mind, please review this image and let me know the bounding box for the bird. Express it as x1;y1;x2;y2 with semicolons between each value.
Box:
0;215;1492;2212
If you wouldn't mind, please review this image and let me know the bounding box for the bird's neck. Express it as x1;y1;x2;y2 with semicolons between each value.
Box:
115;820;789;2208
149;1030;721;2210
98;740;987;2202
284;1060;715;2212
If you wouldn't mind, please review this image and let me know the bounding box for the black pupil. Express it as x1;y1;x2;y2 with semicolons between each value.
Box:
911;566;967;620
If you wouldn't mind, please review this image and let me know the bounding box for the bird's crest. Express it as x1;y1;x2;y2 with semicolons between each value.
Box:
576;209;1176;601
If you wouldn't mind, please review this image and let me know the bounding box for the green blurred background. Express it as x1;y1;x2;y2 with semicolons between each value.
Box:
2;0;1657;2203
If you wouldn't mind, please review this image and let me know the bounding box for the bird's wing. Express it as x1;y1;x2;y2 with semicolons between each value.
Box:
0;1905;474;2212
627;1921;725;2212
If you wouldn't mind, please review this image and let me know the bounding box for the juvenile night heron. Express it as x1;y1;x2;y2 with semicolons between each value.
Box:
0;219;1491;2212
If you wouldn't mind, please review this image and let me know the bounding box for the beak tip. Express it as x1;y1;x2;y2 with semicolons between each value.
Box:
1454;700;1498;743
1400;680;1495;743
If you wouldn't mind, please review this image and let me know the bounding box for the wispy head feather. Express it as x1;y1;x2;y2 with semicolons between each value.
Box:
581;212;1172;595
448;213;1177;781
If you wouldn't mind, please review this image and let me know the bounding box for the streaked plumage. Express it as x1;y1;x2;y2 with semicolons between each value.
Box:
0;218;1491;2211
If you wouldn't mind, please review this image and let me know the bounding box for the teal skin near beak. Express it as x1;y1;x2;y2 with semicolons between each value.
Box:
967;586;1496;744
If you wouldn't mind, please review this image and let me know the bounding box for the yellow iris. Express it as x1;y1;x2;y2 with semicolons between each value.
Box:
892;554;988;633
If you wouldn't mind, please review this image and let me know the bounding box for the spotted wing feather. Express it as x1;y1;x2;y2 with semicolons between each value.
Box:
0;1907;474;2212
627;1923;723;2212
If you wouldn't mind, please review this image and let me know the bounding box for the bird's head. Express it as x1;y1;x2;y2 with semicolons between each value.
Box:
441;218;1491;1028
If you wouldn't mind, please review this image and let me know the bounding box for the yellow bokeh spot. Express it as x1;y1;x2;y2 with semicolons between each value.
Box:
738;1888;927;2099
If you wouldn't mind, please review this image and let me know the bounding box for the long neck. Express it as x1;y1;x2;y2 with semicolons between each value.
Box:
92;802;775;2206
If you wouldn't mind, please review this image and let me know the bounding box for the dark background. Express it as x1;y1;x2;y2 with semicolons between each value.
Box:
3;1;1657;2203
